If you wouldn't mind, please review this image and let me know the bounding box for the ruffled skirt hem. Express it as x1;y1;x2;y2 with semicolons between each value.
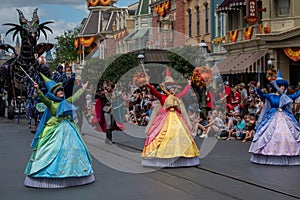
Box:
250;154;300;165
141;157;199;168
24;174;95;188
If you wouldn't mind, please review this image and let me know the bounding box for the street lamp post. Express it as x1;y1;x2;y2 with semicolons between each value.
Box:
267;59;272;69
137;53;148;84
257;65;261;83
137;54;145;66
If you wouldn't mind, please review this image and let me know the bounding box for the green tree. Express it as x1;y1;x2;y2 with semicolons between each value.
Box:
167;45;198;78
50;26;81;70
81;53;139;86
102;53;138;82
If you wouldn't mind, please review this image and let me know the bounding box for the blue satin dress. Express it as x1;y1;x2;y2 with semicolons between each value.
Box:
249;89;300;165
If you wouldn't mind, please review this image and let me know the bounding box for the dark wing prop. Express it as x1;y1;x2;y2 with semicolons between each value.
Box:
35;43;54;57
0;44;17;56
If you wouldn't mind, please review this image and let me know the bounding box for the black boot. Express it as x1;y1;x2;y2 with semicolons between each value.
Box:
105;129;114;144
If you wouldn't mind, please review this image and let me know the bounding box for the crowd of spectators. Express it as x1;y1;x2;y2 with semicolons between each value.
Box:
80;79;300;144
195;80;300;143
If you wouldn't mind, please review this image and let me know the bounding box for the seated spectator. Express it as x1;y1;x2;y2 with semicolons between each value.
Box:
217;111;237;140
226;113;246;140
246;92;260;115
128;96;138;124
190;110;208;136
224;110;235;130
242;113;256;142
140;102;152;126
200;110;224;139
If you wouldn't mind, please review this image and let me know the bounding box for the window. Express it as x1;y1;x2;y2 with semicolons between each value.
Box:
217;13;222;37
123;16;126;29
228;12;239;30
276;0;290;16
196;7;200;36
257;0;262;23
188;9;192;37
205;4;209;34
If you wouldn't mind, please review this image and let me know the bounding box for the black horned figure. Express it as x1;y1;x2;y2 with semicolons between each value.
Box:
0;8;54;120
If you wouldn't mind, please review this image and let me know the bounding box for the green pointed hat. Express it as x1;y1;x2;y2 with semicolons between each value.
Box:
40;73;63;93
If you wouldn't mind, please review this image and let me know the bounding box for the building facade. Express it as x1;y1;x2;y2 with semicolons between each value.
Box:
184;0;211;49
123;0;152;51
213;0;300;87
149;0;186;49
260;0;300;86
214;0;270;85
75;0;135;62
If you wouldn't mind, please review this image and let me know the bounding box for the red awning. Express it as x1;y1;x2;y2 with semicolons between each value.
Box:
215;50;268;75
217;0;246;12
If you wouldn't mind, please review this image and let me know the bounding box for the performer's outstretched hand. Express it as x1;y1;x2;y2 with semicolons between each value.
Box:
82;81;89;90
33;82;39;90
256;81;261;88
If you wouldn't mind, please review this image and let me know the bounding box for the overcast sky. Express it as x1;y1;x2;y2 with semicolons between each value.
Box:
0;0;137;45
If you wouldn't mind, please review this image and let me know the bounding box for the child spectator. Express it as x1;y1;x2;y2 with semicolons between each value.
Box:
242;113;256;142
226;113;245;140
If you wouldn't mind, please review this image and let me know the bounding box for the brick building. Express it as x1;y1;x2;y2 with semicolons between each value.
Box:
184;0;211;50
149;0;186;49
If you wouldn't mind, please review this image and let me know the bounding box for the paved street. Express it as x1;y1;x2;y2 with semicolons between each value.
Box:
1;116;300;200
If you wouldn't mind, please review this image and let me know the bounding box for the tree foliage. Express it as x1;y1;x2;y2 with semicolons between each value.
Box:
81;45;204;89
81;53;139;86
50;26;81;70
167;45;200;78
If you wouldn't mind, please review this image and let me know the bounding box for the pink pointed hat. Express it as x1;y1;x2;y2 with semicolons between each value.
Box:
162;67;182;89
163;68;176;85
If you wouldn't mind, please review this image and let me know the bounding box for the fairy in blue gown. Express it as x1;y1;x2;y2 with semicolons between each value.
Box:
24;74;95;188
249;70;300;165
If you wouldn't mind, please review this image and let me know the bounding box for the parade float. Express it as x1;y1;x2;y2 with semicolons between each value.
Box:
0;8;54;121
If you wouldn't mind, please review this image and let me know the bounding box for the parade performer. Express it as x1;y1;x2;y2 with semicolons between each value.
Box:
0;86;8;116
91;80;107;132
249;70;300;165
52;65;75;98
51;65;67;83
24;74;95;188
142;68;199;167
93;80;124;144
191;66;214;118
24;69;41;129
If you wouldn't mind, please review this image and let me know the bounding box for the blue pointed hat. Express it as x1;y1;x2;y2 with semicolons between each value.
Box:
273;69;289;89
40;73;63;93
